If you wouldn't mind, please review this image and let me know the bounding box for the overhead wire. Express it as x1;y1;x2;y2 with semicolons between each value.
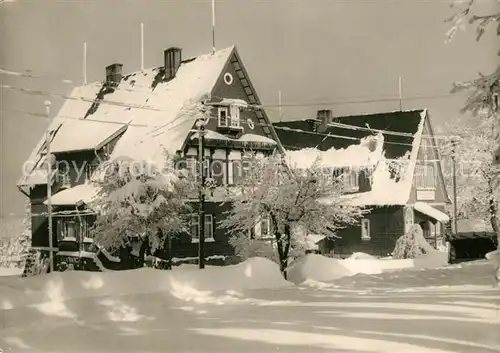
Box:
0;67;160;93
1;103;452;147
1;64;469;112
2;107;148;127
0;84;161;112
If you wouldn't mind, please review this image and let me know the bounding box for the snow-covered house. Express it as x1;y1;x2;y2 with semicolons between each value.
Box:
274;109;451;257
17;45;282;269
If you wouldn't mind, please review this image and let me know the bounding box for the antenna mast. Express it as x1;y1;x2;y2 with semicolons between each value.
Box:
83;42;87;85
141;23;145;70
398;75;403;111
278;90;283;122
212;0;216;54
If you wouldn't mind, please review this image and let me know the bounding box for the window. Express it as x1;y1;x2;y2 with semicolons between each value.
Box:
228;152;243;185
205;214;213;239
190;214;199;239
60;172;71;188
85;164;98;181
218;107;229;127
260;216;271;238
230;105;240;127
190;214;214;241
185;158;197;181
343;170;359;191
420;137;438;161
361;218;371;241
202;158;210;179
415;163;435;189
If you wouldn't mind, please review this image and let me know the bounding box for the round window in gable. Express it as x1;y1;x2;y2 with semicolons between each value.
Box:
224;72;233;85
247;119;255;130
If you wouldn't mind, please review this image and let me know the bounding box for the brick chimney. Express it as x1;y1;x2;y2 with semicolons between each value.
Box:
105;63;123;86
317;109;332;132
164;47;182;81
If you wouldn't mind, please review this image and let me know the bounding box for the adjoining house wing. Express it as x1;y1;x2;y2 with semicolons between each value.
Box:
277;109;427;206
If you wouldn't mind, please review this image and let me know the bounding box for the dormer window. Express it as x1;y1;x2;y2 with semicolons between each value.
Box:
215;100;244;130
334;168;360;192
218;107;229;127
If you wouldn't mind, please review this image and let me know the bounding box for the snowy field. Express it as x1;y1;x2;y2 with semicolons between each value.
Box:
0;255;499;353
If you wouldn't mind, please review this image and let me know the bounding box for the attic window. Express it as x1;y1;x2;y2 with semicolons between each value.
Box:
218;107;229;127
415;162;436;190
420;138;437;161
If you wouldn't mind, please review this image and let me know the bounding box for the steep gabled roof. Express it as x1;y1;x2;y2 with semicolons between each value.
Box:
18;46;236;187
274;109;425;158
275;109;427;206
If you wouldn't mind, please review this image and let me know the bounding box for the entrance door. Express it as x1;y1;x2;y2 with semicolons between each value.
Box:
419;221;431;241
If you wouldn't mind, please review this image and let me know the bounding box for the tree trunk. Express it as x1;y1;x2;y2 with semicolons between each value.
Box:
487;186;500;285
276;226;291;280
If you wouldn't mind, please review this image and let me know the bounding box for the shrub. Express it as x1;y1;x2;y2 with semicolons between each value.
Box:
393;224;435;259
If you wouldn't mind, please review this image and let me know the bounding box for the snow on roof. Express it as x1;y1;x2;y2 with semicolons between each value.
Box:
216;98;249;107
305;234;326;250
452;219;491;234
202;131;277;145
413;202;450;223
285;133;384;169
43;183;99;206
318;110;427;206
238;133;277;145
204;130;231;140
21;46;235;179
18;167;56;187
50;117;128;153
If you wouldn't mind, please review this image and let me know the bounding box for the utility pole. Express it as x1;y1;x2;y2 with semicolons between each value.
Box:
83;42;87;85
140;23;145;71
451;137;458;237
197;119;206;269
278;90;283;122
45;100;54;273
211;0;216;54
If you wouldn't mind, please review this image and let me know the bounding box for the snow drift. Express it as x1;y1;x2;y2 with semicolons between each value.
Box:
0;257;290;310
288;252;448;284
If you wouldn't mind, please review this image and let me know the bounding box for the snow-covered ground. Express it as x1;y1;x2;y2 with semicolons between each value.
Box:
0;267;23;277
0;256;499;353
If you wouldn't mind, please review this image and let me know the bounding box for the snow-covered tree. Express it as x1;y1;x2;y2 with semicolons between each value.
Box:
446;0;500;283
440;117;500;235
219;153;366;279
90;153;195;263
0;201;31;269
446;0;500;119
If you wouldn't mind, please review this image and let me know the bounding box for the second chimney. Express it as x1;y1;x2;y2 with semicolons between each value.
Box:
164;47;182;81
316;109;332;132
105;63;123;87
